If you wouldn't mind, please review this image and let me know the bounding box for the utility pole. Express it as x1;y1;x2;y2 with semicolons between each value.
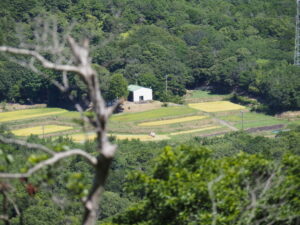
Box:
240;111;244;130
294;0;300;65
165;74;168;95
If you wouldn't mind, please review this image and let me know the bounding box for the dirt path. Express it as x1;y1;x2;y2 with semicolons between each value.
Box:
210;117;238;131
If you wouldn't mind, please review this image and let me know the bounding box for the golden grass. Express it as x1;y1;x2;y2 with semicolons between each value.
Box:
68;133;97;142
170;126;221;136
0;108;67;122
188;101;245;112
138;116;207;126
12;125;73;136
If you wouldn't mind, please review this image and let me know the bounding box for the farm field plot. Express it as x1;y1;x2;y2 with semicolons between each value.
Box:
170;126;222;136
111;106;197;122
185;90;230;103
12;125;73;136
0;108;68;122
138;116;207;126
219;112;287;129
67;133;97;142
189;101;245;112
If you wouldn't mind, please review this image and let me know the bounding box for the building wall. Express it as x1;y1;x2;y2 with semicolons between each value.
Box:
133;88;152;102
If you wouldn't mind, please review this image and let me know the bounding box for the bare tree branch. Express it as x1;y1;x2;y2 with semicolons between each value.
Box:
207;175;224;225
0;215;9;222
0;149;97;179
3;192;20;217
0;136;55;155
0;17;120;225
0;46;79;73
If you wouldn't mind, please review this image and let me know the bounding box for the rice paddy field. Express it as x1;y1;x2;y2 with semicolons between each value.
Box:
12;125;73;136
138;116;207;126
189;101;246;112
0;90;298;142
0;108;68;122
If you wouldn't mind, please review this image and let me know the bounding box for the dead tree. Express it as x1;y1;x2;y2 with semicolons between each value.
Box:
0;17;121;225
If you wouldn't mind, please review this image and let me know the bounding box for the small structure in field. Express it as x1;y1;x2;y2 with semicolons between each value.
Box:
128;85;153;102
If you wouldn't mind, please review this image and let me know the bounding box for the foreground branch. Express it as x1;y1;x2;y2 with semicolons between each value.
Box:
0;136;55;155
0;46;79;73
0;149;97;179
0;21;120;224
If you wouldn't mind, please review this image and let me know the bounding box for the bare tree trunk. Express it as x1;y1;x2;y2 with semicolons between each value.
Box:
0;18;121;225
83;155;113;225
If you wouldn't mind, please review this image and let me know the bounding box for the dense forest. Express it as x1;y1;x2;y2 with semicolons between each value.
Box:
0;0;300;111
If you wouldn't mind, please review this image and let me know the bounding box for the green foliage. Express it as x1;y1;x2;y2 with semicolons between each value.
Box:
106;73;129;101
0;0;298;109
114;145;300;225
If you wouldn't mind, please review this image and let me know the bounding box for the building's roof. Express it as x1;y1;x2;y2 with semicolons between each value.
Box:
128;85;151;92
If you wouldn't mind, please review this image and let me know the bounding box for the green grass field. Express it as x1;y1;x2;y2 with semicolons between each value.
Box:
111;106;198;122
219;112;287;129
186;90;229;99
185;90;230;103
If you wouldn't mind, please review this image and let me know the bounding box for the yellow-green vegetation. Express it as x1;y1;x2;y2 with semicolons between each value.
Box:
170;126;221;136
67;133;169;142
12;125;73;136
0;108;68;122
138;116;207;126
113;134;170;141
67;133;97;142
189;101;245;112
111;106;197;122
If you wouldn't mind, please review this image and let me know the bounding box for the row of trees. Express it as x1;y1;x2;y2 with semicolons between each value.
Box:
0;0;299;111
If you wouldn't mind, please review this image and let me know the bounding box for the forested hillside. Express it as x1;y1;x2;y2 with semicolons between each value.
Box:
0;0;299;111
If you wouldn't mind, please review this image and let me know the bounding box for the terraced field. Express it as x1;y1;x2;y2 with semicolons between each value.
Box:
111;106;197;122
12;125;73;136
138;116;207;126
2;91;296;142
189;101;245;112
218;112;286;129
170;126;222;136
0;108;68;122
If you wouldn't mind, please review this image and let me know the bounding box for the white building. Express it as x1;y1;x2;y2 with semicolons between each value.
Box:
128;85;153;102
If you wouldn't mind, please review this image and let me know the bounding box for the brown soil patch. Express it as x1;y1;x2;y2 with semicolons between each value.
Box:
122;101;162;113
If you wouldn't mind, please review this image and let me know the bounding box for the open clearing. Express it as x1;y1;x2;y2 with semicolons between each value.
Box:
0;108;67;122
189;101;246;112
138;116;207;126
12;125;73;136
